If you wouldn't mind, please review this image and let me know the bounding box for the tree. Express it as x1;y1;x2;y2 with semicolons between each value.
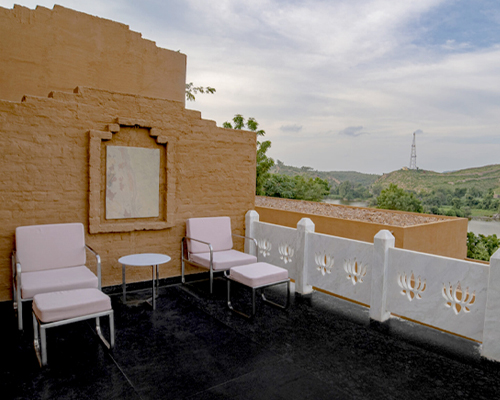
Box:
263;174;296;199
337;181;356;201
223;114;274;195
263;174;330;201
467;232;499;261
376;184;423;213
185;82;216;101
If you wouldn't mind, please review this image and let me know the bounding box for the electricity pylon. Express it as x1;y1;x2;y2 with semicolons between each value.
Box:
409;132;417;170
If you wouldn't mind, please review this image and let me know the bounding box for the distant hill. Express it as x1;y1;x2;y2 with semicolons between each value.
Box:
375;164;500;193
270;162;500;194
271;161;380;187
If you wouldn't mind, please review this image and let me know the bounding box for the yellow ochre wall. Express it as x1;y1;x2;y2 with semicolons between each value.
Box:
0;87;256;301
255;206;468;259
0;4;257;302
0;4;186;103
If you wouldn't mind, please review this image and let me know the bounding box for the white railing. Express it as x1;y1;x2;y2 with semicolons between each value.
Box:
245;210;500;362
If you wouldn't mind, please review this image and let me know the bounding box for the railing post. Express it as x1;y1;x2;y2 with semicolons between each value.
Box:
370;230;395;322
245;210;259;256
296;218;314;295
481;248;500;362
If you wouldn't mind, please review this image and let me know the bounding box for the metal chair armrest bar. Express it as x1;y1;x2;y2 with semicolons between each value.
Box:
181;236;214;288
85;244;102;290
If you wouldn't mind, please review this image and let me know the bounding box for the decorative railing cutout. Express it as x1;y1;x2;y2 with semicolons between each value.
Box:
315;252;334;276
398;271;426;301
279;243;294;264
257;239;272;258
343;258;367;285
442;282;476;315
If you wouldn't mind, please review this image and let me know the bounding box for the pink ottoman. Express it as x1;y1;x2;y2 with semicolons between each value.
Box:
227;262;290;318
32;288;114;366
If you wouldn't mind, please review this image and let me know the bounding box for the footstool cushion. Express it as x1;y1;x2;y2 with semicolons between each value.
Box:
230;262;288;288
33;288;111;323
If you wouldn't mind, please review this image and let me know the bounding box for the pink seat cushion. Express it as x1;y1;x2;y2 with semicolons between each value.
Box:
190;250;257;271
21;266;98;299
33;288;111;323
230;262;288;288
186;217;233;254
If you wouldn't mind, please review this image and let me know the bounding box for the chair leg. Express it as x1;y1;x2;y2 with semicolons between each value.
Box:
181;240;186;284
209;268;213;294
17;296;23;331
95;312;114;350
109;312;115;348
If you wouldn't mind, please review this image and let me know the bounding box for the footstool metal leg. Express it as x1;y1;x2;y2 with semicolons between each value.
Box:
227;277;291;318
262;281;291;310
40;324;47;366
33;313;42;367
251;289;256;317
227;279;257;319
227;279;251;318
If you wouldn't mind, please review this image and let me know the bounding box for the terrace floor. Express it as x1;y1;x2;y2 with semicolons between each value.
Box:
2;276;500;400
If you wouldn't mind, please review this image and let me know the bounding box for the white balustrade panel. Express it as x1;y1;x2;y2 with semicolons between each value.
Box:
386;247;489;341
307;232;373;305
252;221;300;281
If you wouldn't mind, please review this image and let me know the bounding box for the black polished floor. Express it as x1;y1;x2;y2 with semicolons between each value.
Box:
2;277;500;400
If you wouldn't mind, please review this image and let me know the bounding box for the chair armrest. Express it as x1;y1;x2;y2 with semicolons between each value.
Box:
182;236;214;263
11;250;16;279
85;245;102;290
12;251;21;287
15;262;22;289
183;236;214;252
232;233;258;249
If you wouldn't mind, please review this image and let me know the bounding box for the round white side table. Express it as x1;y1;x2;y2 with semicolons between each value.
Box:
119;253;171;310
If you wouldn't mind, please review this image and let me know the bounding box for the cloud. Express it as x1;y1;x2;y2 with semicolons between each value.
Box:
339;126;366;137
280;124;303;133
3;0;500;175
442;39;472;51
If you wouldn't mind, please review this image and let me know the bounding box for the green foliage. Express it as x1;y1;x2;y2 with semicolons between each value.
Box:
185;82;216;101
263;174;330;202
224;114;274;195
467;232;499;261
376;184;423;213
330;180;371;201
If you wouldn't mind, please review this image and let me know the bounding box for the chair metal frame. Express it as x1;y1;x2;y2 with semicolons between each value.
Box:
32;308;114;367
227;277;290;318
12;244;101;331
181;233;257;294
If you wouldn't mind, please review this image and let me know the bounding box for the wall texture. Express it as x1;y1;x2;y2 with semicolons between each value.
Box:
0;87;256;301
0;4;186;103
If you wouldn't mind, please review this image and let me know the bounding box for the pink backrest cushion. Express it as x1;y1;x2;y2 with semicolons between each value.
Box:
186;217;233;254
16;223;86;272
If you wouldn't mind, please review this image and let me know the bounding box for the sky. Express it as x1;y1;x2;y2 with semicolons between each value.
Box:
2;0;500;175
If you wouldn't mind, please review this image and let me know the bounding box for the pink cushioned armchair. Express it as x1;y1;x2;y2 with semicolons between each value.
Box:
181;217;258;293
12;223;101;330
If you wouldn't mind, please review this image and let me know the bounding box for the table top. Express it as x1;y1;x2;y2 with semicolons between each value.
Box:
119;253;171;267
